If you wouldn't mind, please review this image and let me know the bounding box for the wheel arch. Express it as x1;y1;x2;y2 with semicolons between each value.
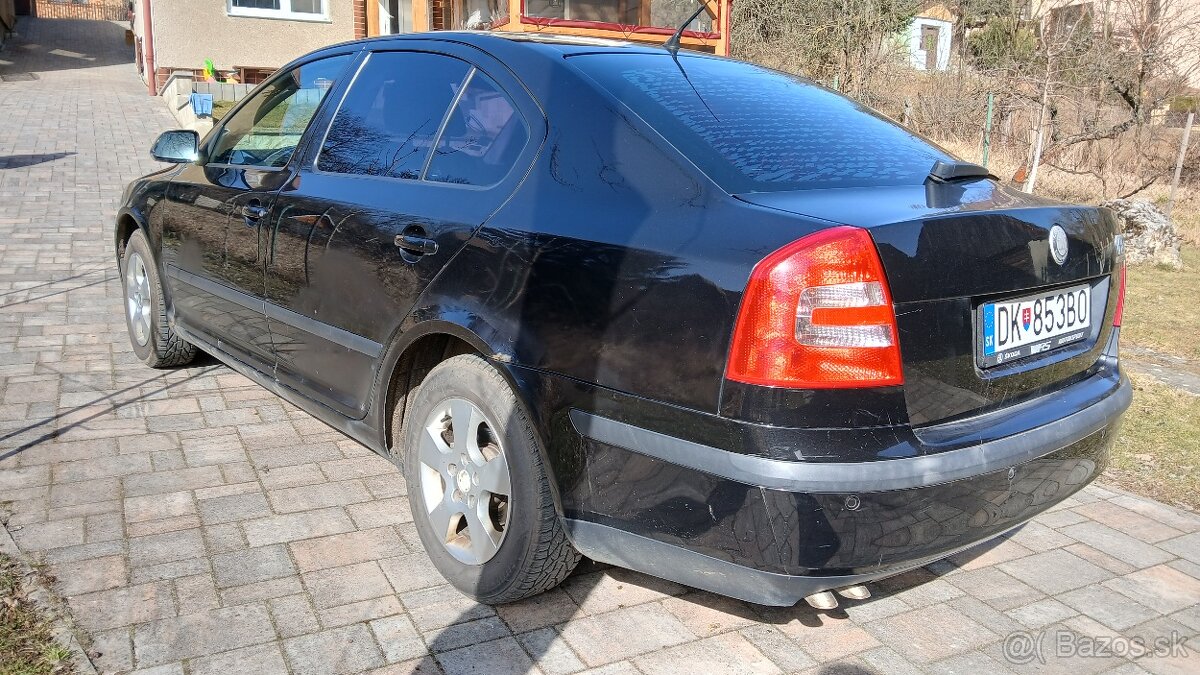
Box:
115;210;143;263
373;316;540;460
373;317;571;526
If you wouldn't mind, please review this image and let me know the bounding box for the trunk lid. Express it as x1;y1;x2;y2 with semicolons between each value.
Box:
737;179;1122;425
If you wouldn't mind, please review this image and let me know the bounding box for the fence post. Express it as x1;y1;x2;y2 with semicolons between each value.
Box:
1166;111;1194;220
982;92;994;168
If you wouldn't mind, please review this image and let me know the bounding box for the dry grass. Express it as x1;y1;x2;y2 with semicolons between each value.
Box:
0;554;74;675
1104;373;1200;511
938;138;1200;245
1121;247;1200;361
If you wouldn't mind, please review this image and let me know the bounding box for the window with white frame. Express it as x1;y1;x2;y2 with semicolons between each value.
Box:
228;0;329;21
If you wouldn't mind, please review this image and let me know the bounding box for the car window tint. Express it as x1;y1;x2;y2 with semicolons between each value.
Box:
209;55;350;168
318;52;470;180
425;71;529;187
570;53;954;193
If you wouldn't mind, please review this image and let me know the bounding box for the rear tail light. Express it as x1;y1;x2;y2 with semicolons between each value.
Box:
726;226;904;389
1113;263;1126;327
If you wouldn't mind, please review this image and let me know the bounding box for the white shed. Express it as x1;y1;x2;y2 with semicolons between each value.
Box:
908;15;953;71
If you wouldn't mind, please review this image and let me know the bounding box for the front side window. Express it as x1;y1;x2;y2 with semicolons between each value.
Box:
229;0;328;21
318;52;470;180
208;55;350;168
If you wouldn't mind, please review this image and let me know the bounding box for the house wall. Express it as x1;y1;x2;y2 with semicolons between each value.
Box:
149;0;356;76
909;17;952;71
33;0;127;20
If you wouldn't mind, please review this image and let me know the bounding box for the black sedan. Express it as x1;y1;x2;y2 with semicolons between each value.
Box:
115;32;1130;608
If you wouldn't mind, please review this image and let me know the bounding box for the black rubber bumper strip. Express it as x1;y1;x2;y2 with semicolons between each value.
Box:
564;518;1013;606
569;374;1131;494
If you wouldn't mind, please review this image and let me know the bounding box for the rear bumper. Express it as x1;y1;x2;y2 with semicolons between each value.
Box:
562;370;1131;606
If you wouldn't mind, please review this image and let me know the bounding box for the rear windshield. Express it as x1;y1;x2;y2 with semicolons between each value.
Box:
570;53;953;193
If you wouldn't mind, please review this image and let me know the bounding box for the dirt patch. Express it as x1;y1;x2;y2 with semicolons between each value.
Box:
0;553;75;675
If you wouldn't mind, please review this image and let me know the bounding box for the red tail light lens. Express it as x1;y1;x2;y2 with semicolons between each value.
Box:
726;226;904;388
1113;263;1127;327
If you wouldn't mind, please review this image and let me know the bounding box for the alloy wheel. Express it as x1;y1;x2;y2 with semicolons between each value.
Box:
418;398;512;565
125;252;152;347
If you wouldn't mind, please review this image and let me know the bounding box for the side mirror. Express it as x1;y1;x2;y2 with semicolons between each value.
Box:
150;130;199;164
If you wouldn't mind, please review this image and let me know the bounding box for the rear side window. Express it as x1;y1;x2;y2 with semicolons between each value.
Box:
570;53;953;193
425;71;529;187
318;52;470;179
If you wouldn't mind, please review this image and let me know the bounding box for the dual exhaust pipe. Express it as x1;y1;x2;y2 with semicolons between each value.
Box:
804;584;871;610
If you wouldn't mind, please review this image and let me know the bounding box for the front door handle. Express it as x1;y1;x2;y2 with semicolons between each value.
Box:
241;203;269;222
395;234;439;256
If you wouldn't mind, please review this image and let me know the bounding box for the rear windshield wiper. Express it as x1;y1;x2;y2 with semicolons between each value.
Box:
927;159;993;183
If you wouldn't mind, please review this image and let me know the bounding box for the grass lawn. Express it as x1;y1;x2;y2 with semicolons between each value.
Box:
1106;242;1199;511
1105;373;1200;511
0;554;74;675
211;100;236;123
1120;247;1200;362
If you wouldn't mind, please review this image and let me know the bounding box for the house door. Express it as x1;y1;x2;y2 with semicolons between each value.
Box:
378;0;412;33
921;25;940;70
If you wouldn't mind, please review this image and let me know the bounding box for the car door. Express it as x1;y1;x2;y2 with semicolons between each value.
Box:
263;45;543;418
160;52;355;371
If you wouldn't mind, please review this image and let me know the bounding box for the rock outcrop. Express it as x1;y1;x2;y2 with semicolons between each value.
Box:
1100;199;1184;270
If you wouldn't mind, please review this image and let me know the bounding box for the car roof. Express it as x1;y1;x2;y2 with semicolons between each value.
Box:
321;30;675;58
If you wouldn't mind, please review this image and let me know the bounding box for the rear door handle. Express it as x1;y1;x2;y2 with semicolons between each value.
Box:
395;234;438;256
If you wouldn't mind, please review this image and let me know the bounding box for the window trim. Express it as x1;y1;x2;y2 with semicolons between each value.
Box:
311;50;530;191
227;0;330;23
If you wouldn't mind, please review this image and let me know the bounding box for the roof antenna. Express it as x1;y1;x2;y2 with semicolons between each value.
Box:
663;1;708;54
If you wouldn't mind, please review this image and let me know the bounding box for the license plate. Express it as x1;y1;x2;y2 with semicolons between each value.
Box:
979;284;1091;367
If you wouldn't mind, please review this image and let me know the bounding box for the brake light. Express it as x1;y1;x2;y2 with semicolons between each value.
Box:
1113;263;1126;327
726;226;904;388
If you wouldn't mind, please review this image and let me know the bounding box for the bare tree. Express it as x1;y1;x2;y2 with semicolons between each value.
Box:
731;0;920;96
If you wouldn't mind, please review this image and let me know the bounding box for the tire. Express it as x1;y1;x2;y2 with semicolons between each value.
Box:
402;354;580;604
120;229;197;368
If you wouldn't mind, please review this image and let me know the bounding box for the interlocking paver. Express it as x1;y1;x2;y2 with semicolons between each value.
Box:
867;604;996;663
68;582;177;631
632;633;781;675
282;624;387;674
212;544;296;589
289;526;408;572
434;637;541;675
557;603;694;667
188;643;290;675
1103;564;1200;614
5;15;1200;675
51;552;127;596
243;507;357;547
133;604;277;667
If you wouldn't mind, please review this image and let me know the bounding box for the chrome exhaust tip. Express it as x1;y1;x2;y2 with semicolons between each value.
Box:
804;591;839;610
836;584;871;601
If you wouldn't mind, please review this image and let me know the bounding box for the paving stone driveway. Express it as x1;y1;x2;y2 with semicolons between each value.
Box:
3;17;1200;675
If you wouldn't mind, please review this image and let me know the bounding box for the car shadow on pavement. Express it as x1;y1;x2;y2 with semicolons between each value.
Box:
0;363;221;464
0;152;76;169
